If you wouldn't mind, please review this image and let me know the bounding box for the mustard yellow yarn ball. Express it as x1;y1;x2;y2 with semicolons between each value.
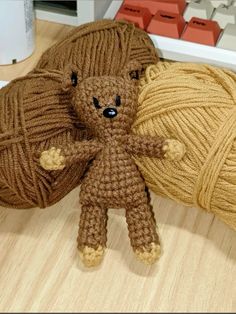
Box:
133;61;236;231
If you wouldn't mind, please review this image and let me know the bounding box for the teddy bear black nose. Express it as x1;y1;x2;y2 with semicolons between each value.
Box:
103;107;117;119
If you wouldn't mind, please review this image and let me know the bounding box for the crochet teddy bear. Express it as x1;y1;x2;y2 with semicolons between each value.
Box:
39;61;186;267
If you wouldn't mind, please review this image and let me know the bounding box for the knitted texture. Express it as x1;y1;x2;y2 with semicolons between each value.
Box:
35;19;159;76
0;19;159;209
0;70;88;208
40;62;186;267
134;61;236;231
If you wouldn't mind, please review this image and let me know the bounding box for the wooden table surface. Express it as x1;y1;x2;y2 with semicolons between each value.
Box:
0;20;235;313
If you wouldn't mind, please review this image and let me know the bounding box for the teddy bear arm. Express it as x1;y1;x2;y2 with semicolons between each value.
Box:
62;140;103;165
126;135;186;160
40;140;102;171
126;135;166;158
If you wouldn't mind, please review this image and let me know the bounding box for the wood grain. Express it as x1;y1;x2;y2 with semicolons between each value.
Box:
0;20;235;313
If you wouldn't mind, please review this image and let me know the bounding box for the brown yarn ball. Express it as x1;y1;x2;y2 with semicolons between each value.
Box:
133;61;236;231
0;19;158;209
0;70;88;209
36;19;159;76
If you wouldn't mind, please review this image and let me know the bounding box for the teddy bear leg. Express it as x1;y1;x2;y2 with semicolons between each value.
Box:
77;204;108;267
126;202;161;265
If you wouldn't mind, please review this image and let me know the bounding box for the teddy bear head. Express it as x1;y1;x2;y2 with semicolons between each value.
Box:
63;61;142;140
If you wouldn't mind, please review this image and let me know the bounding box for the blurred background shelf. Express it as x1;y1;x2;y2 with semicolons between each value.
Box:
34;0;113;25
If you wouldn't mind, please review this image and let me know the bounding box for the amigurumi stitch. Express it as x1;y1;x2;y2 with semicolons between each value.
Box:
40;61;186;267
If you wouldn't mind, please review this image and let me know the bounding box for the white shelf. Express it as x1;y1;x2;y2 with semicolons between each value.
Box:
36;0;114;26
35;9;78;26
149;34;236;71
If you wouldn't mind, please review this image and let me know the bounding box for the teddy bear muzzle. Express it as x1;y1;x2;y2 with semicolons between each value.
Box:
103;107;118;119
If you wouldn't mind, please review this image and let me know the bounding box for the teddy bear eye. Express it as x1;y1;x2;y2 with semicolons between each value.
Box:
129;70;139;80
115;95;121;106
71;72;78;87
93;97;101;109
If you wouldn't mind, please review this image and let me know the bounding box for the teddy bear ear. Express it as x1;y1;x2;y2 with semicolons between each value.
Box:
62;64;80;92
121;60;143;81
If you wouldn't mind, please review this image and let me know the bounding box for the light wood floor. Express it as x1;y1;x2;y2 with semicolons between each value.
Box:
0;20;235;313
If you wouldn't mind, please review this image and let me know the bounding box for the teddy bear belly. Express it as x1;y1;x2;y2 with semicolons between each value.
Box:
80;157;147;208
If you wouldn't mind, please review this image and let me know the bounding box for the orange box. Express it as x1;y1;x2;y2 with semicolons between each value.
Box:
124;0;186;15
115;4;152;29
147;11;186;38
181;17;221;46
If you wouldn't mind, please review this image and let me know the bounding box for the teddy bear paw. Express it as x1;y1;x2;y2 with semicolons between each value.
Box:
79;245;105;267
135;242;161;265
40;147;65;170
163;139;186;161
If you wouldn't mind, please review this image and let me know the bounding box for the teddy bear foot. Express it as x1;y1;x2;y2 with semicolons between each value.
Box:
79;245;105;267
163;139;186;161
134;242;161;265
